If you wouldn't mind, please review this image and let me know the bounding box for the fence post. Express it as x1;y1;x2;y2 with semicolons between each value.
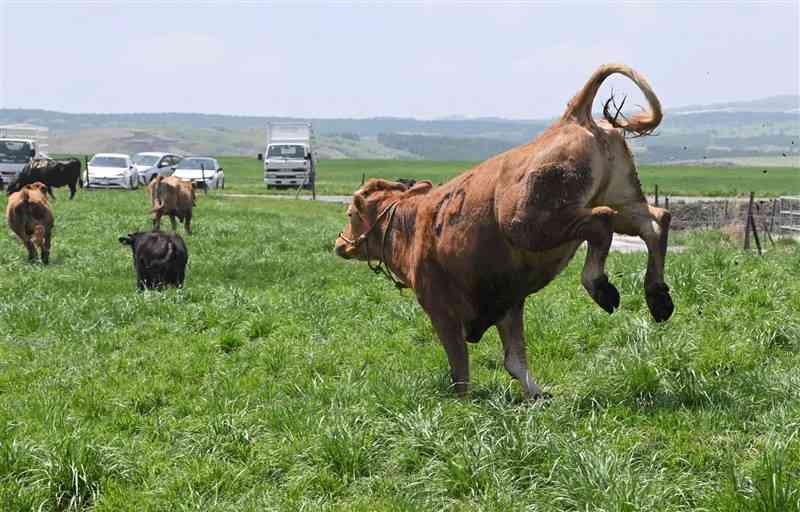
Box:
744;192;754;250
665;196;669;210
654;184;659;207
769;199;777;234
750;211;762;255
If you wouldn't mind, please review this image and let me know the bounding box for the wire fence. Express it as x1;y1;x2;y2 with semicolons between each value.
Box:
665;197;799;233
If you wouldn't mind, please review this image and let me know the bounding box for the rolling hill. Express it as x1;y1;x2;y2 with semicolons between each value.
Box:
1;95;798;165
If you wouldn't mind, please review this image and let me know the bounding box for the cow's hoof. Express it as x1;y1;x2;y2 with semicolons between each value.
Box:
529;391;553;401
646;284;674;322
591;276;620;314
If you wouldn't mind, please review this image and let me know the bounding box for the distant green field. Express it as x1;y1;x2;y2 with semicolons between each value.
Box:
216;157;800;197
54;154;798;197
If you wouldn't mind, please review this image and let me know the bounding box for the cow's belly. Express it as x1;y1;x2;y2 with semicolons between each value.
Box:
519;239;584;293
460;239;583;343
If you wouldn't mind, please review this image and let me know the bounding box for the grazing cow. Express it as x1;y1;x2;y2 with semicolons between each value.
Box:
6;158;82;199
118;231;188;290
149;176;195;234
6;182;54;264
334;64;674;399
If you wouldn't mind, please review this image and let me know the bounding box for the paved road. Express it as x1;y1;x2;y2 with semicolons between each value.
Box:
228;193;764;205
227;192;688;253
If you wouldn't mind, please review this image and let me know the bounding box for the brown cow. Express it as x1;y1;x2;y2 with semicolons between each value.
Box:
334;64;674;399
6;182;54;264
149;176;195;233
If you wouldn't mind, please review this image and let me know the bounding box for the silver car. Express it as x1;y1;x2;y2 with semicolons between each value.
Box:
133;152;182;185
172;157;225;190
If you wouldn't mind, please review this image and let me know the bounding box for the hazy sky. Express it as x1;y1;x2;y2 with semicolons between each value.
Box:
1;1;798;119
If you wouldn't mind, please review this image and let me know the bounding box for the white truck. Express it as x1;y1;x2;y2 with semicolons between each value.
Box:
0;124;49;184
263;122;316;189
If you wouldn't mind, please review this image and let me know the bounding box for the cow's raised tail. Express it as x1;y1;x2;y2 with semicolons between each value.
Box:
562;63;662;137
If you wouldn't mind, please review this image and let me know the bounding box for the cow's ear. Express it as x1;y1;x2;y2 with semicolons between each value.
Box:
118;235;133;245
406;180;433;197
361;178;407;195
352;193;366;213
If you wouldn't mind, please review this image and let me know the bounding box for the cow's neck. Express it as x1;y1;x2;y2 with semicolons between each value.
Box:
371;197;415;288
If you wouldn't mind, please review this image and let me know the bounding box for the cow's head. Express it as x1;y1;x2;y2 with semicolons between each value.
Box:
23;182;51;201
119;232;145;251
334;178;432;260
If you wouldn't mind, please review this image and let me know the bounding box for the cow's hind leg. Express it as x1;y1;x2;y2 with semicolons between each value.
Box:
68;182;76;199
613;203;674;322
170;215;178;232
577;206;619;314
152;212;161;231
41;226;52;265
496;301;546;399
24;239;37;262
184;213;192;235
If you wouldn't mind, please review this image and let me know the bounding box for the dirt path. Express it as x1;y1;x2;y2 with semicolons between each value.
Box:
226;193;687;253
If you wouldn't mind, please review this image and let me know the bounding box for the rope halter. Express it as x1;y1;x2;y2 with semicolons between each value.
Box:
336;200;407;289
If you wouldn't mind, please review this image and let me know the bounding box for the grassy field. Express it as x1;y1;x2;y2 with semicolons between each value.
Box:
213;157;800;197
1;183;799;510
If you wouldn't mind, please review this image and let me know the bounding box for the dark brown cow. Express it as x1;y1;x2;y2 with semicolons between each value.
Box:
334;64;674;399
6;182;54;264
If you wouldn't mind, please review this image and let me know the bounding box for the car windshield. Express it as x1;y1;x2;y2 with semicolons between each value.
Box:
267;144;305;158
91;156;128;168
177;159;215;170
0;140;32;164
133;154;160;166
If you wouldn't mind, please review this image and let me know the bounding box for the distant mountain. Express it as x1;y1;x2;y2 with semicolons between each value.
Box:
670;95;800;114
1;95;798;164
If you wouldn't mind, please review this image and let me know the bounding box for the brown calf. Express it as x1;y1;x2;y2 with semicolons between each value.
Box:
334;64;674;399
149;176;195;233
6;182;54;264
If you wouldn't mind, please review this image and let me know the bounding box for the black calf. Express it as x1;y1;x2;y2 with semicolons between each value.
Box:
118;231;188;290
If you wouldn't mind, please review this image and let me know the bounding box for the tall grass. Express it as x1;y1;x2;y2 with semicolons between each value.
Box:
0;188;798;510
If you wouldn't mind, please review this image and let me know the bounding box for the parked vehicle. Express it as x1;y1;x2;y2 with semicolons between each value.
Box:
263;122;316;189
172;157;224;190
132;152;182;185
0;124;48;184
85;153;138;189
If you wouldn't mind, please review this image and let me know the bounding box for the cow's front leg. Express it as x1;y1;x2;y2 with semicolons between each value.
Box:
496;301;545;399
577;207;619;314
170;215;178;232
614;203;674;322
422;308;469;397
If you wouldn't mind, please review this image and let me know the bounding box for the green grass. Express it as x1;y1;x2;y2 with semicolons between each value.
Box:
214;157;799;197
1;184;799;510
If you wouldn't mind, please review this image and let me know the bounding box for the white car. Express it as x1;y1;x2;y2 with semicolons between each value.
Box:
132;152;182;185
85;153;139;189
172;157;225;190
